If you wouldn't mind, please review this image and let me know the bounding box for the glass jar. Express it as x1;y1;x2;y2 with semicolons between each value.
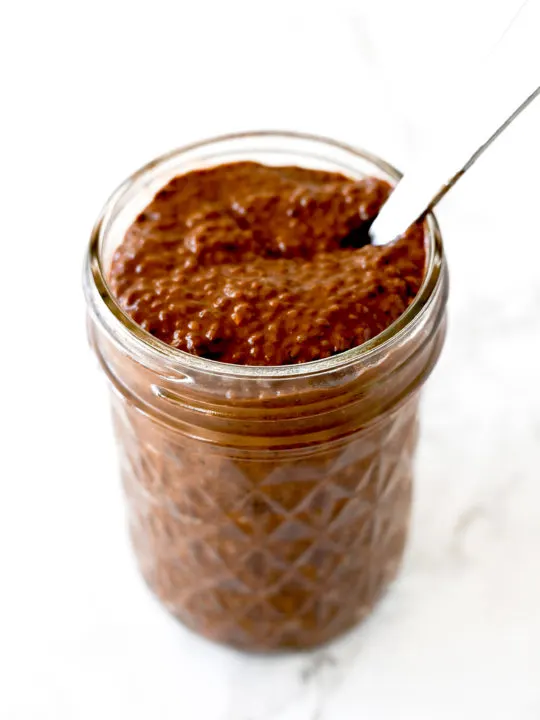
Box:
84;132;448;651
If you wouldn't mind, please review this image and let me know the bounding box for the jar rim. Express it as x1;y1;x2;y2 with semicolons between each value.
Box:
84;130;445;379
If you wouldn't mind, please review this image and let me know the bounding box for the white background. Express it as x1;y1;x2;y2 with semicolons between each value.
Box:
2;1;540;718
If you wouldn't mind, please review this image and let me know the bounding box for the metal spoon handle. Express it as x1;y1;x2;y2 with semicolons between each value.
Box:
370;0;540;247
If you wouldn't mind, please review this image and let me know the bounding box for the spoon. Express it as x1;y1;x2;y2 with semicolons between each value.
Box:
369;0;540;247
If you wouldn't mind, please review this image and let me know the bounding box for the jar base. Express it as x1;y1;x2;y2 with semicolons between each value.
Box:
136;552;405;653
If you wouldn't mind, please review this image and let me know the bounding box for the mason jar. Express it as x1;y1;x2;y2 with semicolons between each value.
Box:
83;131;448;651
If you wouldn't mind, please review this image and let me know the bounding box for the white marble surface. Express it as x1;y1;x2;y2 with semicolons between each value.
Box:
2;1;540;718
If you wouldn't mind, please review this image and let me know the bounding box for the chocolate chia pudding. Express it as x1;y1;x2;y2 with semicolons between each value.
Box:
84;132;448;650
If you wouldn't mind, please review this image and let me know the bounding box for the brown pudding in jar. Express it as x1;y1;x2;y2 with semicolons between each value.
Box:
109;162;425;366
85;132;448;650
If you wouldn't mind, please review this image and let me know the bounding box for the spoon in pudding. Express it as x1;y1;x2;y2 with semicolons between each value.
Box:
369;0;540;247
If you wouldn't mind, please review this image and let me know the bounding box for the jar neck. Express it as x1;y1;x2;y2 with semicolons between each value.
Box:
89;264;448;449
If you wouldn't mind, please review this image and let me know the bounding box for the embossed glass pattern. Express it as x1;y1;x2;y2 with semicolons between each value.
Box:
84;132;448;650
